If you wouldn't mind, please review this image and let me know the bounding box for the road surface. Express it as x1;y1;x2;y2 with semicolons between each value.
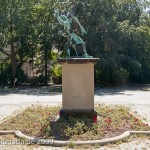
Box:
0;85;150;123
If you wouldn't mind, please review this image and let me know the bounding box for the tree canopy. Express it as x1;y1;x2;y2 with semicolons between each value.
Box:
0;0;150;86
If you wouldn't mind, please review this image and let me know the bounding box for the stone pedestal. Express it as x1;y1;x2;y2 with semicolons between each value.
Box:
58;58;99;119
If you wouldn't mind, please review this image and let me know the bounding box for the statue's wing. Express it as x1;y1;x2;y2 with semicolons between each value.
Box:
72;16;87;35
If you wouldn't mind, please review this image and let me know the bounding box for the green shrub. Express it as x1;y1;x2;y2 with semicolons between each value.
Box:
27;77;39;86
51;64;62;84
113;68;129;85
0;61;27;86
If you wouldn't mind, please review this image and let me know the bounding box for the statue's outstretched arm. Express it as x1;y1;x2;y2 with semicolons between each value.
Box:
73;16;87;35
57;16;71;32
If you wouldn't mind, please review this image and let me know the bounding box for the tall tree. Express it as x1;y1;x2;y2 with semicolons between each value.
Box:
0;0;36;82
0;0;66;84
70;0;150;84
26;0;69;84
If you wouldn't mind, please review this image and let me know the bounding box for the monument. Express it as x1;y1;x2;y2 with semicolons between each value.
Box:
54;10;99;121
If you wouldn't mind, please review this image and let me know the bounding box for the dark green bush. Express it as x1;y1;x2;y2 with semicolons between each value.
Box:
0;61;27;86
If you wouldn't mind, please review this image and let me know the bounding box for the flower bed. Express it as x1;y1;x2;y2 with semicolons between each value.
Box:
0;105;149;141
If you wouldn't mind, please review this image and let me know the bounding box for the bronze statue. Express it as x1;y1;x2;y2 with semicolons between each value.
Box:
54;10;92;58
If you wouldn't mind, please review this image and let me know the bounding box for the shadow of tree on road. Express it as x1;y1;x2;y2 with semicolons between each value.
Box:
0;84;150;97
0;86;62;96
95;84;150;96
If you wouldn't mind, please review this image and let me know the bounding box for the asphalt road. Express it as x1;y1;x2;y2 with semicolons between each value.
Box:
0;85;150;124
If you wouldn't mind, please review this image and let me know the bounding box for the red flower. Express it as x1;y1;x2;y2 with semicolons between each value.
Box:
59;111;61;116
41;114;44;116
145;124;149;126
105;118;111;124
134;118;138;122
129;114;133;117
93;114;97;123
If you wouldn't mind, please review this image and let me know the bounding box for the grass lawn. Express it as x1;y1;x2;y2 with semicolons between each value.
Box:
0;105;149;141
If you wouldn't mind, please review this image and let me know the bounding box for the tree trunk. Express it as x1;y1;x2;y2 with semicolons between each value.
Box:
10;42;16;82
44;46;48;85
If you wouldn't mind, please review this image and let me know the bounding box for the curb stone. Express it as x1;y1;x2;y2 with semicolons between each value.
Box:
0;130;150;146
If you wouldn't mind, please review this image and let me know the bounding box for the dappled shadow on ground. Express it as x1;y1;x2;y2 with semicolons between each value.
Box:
0;86;62;96
95;84;150;96
0;84;150;96
95;87;132;96
49;117;93;140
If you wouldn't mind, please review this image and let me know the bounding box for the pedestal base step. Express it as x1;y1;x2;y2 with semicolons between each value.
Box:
59;109;97;122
